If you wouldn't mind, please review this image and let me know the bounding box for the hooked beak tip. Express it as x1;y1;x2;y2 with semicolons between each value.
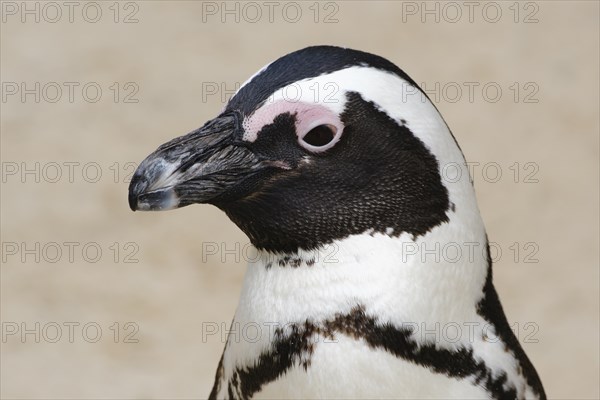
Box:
128;173;181;212
128;173;145;211
128;112;261;212
128;193;138;211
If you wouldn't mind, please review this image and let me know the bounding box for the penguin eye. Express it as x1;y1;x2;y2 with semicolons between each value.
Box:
303;125;336;146
300;124;338;151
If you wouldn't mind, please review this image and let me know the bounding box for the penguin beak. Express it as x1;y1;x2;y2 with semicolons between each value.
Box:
128;112;265;211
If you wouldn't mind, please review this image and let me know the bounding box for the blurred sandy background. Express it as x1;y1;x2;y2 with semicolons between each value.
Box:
1;1;598;399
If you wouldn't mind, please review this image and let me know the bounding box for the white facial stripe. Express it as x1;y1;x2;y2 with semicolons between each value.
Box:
239;66;462;164
237;65;477;230
242;100;343;144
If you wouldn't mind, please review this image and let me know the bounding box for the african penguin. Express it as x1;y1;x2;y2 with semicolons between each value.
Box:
128;46;546;399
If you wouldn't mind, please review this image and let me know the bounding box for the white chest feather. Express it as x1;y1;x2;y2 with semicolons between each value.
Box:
256;335;489;399
211;222;536;399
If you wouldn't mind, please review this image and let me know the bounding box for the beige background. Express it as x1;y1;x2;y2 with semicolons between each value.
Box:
1;1;598;399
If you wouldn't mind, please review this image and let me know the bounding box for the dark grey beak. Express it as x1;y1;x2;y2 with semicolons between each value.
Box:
128;112;266;211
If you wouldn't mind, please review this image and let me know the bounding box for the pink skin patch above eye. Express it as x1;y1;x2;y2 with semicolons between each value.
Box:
242;100;344;151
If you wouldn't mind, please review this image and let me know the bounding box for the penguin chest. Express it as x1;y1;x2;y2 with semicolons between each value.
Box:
250;334;487;399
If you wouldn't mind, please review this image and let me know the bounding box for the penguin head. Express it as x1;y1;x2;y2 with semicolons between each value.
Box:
129;46;472;253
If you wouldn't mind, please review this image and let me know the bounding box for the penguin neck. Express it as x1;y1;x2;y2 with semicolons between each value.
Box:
234;207;489;329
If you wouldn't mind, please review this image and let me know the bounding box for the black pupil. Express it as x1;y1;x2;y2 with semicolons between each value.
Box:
303;125;335;147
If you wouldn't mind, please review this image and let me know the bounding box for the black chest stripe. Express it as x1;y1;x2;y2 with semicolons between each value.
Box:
209;306;520;400
476;240;546;399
